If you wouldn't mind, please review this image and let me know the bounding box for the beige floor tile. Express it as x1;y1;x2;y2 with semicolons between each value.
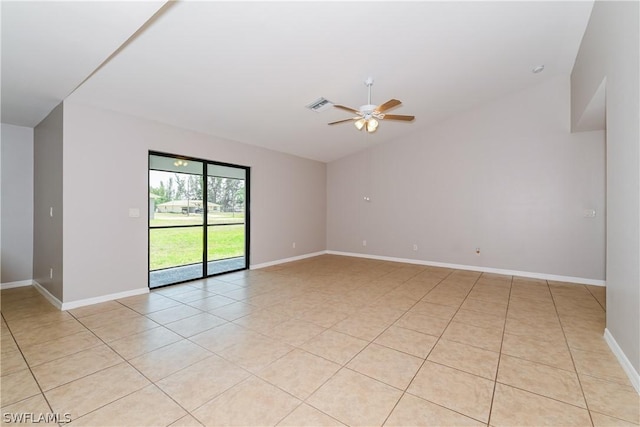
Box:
453;308;505;331
108;326;182;359
384;393;484;427
1;349;29;376
168;414;204;427
1;331;19;355
11;319;87;348
347;344;423;390
118;294;182;314
510;284;553;302
6;311;74;335
490;383;592;426
189;322;263;353
427;339;499;380
504;317;565;341
89;316;160;342
407;361;494;423
258;349;340;399
167;289;217;304
156;354;250;411
460;297;508;316
590;411;640;427
497;354;586;407
233;309;290;334
192;376;301;426
301;329;368;365
31;344;123;391
264;318;326;346
580;374;640;424
408;301;458;320
67;385;186;427
68;300;123;318
153;284;199;297
186;295;237;311
0;259;627;427
2;304;62;323
501;332;575;371
216;333;293;373
45;363;150;420
208;301;258;321
292;305;349;328
441;321;503;352
164;313;227;337
0;369;41;407
20;331;102;366
129;339;212;382
421;292;466;307
145;305;202;325
374;326;438;358
278;403;345;426
0;394;58;426
307;368;402;427
394;312;449;337
76;306;141;330
571;348;632;386
331;315;390;341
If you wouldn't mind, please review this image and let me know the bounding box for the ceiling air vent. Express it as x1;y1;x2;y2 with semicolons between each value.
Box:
306;97;333;113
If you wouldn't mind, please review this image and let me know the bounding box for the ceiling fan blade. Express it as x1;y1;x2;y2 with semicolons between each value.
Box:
328;118;357;125
383;114;415;121
334;104;360;114
375;99;401;113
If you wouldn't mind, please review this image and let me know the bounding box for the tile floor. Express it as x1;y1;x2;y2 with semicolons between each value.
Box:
1;255;638;426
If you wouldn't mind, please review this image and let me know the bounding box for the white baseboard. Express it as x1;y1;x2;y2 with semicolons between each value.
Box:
61;287;149;311
325;250;605;286
250;251;328;270
604;328;640;394
32;281;63;310
0;279;35;290
31;281;149;311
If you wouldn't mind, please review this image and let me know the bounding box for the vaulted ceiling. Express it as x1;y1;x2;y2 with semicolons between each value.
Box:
2;1;593;162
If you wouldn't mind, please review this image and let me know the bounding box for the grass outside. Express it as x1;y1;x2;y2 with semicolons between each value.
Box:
150;212;244;227
150;224;245;270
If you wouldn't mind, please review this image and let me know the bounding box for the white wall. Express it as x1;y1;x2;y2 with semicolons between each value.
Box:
33;104;64;300
572;0;640;378
328;75;605;281
1;124;34;285
62;102;326;303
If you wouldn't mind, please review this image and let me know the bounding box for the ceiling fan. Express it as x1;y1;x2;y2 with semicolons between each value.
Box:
329;77;415;133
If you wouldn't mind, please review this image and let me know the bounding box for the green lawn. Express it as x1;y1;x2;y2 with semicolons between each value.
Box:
150;212;244;227
149;224;245;270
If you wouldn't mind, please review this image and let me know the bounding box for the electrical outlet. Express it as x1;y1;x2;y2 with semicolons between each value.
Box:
292;242;296;249
413;244;418;251
49;267;53;279
362;240;367;247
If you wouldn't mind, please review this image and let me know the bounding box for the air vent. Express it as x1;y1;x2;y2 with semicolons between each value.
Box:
306;97;333;113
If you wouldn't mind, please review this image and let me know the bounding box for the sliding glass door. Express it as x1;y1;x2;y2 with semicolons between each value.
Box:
148;153;249;288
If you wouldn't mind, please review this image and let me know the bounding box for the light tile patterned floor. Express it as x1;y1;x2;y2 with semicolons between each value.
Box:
1;255;638;426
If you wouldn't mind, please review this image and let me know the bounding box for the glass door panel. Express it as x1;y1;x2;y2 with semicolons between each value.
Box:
149;155;205;288
149;154;249;288
206;164;246;275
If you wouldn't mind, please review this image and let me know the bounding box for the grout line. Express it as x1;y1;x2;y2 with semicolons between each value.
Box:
486;275;513;426
548;282;596;427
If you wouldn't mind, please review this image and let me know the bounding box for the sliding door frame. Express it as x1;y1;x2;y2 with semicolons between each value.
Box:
148;151;250;288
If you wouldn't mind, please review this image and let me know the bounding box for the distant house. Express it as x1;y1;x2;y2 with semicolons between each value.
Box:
156;200;221;214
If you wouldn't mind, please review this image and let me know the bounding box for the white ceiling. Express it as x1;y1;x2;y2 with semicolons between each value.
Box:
0;0;166;127
3;1;593;163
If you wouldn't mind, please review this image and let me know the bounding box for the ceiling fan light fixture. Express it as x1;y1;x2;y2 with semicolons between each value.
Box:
354;118;366;130
366;118;379;132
